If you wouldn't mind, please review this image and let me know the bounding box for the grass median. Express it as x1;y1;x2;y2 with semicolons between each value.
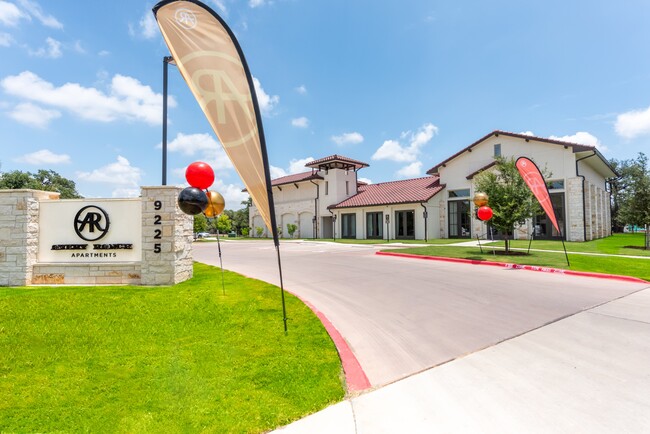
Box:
0;263;344;433
384;233;650;281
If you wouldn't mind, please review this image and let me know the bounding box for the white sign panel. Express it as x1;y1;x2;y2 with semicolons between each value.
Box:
39;199;142;263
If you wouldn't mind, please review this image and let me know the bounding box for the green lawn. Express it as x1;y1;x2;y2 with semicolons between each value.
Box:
0;263;344;433
387;233;650;282
485;232;650;257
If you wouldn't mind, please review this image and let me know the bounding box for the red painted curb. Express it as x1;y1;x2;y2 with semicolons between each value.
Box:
296;296;371;392
376;251;649;284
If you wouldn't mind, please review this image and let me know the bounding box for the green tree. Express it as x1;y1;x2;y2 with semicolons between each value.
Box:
474;157;543;253
609;157;638;232
617;153;650;248
0;169;82;198
215;214;232;234
194;213;208;233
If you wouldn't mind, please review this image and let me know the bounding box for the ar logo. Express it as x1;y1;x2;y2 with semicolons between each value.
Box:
175;8;197;30
74;206;110;242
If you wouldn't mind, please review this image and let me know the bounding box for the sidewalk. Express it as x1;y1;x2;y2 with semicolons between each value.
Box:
274;287;650;433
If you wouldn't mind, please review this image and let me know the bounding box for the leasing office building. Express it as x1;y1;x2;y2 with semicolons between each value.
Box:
249;131;616;242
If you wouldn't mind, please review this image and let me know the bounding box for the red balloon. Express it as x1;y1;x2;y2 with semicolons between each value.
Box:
477;206;493;221
185;161;215;190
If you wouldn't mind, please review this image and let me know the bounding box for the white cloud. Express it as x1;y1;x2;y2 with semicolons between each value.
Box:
295;85;307;95
331;132;364;146
77;156;142;187
7;102;60;127
29;37;62;58
111;188;140;198
0;1;28;26
549;131;608;153
519;131;535;136
358;177;372;185
1;71;173;125
139;11;158;39
211;178;249;209
163;132;233;171
15;149;70;165
396;162;423;178
209;0;227;15
16;0;62;29
288;157;314;174
372;123;438;162
252;76;278;115
98;50;110;57
0;32;13;46
615;106;650;139
268;157;315;180
73;40;85;54
249;0;266;8
291;116;309;128
269;165;287;179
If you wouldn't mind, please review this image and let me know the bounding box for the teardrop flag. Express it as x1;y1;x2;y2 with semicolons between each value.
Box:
515;157;561;234
153;0;276;235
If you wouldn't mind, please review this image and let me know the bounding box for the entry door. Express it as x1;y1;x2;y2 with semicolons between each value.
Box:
448;200;470;238
395;210;415;239
366;212;383;239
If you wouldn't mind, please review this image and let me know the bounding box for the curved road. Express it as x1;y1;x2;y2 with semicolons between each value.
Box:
193;240;648;388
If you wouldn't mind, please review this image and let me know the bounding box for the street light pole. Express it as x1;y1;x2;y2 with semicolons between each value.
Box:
162;55;174;185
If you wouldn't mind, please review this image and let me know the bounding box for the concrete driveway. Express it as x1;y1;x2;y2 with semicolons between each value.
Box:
192;240;649;388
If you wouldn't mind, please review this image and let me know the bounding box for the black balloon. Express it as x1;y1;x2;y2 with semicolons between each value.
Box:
178;187;208;215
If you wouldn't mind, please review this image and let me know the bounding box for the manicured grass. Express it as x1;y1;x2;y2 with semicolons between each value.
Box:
387;235;650;282
485;233;650;257
0;263;344;433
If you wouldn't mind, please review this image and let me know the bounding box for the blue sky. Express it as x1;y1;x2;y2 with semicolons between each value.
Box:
1;0;650;209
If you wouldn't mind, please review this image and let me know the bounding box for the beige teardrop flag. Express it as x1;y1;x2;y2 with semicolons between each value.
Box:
153;0;275;233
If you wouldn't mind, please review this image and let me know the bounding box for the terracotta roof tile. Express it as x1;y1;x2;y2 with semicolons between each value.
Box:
305;154;369;170
271;171;322;187
331;176;443;209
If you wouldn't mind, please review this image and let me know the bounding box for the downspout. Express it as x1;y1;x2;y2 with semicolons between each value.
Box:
576;151;597;242
329;209;336;241
420;203;428;242
309;179;319;239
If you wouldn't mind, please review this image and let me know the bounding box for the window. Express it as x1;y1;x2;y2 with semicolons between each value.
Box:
366;212;383;239
448;200;471;238
395;210;415;239
341;213;356;239
448;189;470;198
546;180;564;190
346;181;350;195
325;181;329;195
534;193;566;239
494;143;501;157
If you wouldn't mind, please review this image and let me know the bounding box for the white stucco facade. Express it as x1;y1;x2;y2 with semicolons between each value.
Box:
249;132;616;242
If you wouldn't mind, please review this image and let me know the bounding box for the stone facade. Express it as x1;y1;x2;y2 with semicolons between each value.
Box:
0;188;192;287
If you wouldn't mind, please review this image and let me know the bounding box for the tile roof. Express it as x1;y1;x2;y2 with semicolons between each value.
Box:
426;130;600;175
271;171;322;187
330;176;444;209
305;154;369;170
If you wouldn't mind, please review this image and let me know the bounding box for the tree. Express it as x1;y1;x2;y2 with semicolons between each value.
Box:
0;169;82;199
609;158;638;232
194;213;208;233
474;157;542;253
215;214;232;234
616;153;650;248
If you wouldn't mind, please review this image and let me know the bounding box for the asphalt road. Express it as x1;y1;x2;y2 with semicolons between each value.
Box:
193;240;648;387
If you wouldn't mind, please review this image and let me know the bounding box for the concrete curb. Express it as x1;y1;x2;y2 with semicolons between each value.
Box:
296;296;371;392
375;251;648;284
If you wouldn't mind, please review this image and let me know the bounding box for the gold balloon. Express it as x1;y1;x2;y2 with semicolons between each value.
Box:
204;190;225;218
473;192;488;207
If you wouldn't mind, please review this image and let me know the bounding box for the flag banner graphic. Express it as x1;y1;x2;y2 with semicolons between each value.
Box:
515;157;561;234
153;0;275;233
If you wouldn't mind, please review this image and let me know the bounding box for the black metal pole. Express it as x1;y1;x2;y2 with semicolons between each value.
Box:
215;228;226;296
162;56;172;186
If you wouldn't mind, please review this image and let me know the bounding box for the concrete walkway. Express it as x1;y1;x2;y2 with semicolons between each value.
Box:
274;287;650;433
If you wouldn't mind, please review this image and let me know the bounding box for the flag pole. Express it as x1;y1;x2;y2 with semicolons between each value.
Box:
214;227;226;295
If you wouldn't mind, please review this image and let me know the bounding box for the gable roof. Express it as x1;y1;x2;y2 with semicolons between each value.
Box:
426;130;612;175
330;176;444;209
305;154;369;171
